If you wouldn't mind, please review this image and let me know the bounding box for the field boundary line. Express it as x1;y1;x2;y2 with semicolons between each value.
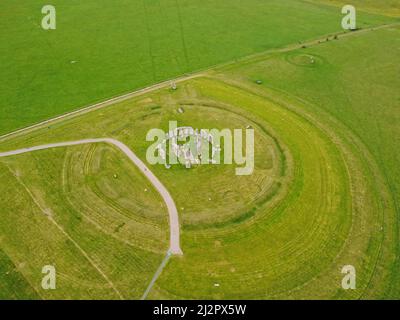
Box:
0;74;203;142
0;138;183;256
5;164;124;300
1;22;399;143
141;251;171;300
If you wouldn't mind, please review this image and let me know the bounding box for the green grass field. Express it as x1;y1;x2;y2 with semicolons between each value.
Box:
0;0;395;135
306;0;400;16
216;23;400;297
0;1;399;300
0;143;169;299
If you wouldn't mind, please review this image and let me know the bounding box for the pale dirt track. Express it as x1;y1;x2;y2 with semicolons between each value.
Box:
0;138;183;256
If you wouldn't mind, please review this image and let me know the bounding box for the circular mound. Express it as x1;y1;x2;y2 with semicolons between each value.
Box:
61;143;169;253
77;77;388;299
285;52;323;67
134;78;388;300
130;102;290;227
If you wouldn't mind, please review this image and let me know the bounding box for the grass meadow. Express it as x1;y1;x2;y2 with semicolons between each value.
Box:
217;23;400;298
0;0;394;135
0;1;399;299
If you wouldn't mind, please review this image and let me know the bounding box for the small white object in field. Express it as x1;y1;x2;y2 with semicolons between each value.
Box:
214;283;220;287
113;174;118;179
144;188;148;192
70;60;77;64
208;197;212;201
178;107;184;114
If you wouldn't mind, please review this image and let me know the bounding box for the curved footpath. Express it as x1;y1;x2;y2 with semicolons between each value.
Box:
0;138;183;255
